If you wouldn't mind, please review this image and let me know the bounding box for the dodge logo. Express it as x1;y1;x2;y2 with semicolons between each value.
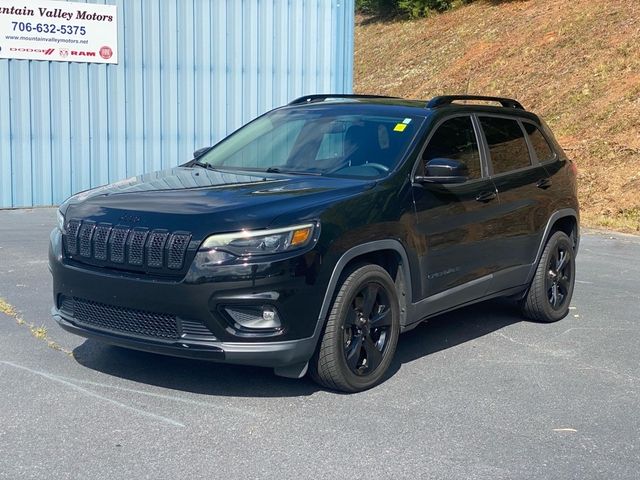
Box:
10;47;55;55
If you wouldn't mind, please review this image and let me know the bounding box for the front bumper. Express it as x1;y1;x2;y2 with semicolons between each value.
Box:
49;228;326;369
52;309;317;368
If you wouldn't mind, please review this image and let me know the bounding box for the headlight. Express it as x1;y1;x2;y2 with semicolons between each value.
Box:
201;223;317;257
56;209;66;233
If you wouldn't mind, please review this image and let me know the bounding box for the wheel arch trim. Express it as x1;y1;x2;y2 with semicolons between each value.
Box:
314;240;414;337
527;208;579;284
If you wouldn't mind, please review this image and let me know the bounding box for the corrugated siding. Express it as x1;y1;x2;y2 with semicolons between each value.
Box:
0;0;354;208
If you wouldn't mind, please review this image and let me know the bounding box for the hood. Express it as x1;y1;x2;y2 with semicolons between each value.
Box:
62;166;373;238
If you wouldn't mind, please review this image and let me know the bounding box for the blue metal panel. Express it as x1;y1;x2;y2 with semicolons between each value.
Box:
0;60;11;207
29;62;52;205
10;61;33;207
0;0;354;208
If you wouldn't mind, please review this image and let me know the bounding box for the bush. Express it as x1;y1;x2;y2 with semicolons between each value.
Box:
356;0;474;18
398;0;454;17
355;0;398;16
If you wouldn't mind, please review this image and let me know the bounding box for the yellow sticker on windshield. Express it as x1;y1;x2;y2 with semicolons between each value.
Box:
393;123;407;132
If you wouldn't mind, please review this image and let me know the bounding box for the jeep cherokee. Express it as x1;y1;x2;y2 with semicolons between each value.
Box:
50;94;579;392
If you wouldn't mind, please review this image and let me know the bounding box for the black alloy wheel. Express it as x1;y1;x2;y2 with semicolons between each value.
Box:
310;264;400;392
342;282;393;376
545;243;573;310
521;231;576;322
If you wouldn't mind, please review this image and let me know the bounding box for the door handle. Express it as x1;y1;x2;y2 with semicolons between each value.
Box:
475;191;497;203
537;178;552;189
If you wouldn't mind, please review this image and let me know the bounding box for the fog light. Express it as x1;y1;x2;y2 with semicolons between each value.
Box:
225;306;282;330
262;308;276;323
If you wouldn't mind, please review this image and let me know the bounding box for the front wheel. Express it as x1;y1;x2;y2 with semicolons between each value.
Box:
521;231;576;322
310;264;400;392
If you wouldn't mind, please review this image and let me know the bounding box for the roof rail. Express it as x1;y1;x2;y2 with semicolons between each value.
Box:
288;94;399;105
426;95;524;110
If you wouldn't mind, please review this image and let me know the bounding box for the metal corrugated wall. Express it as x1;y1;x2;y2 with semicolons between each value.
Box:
0;0;354;208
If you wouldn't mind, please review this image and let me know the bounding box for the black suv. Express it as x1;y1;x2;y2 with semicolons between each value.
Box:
50;94;579;392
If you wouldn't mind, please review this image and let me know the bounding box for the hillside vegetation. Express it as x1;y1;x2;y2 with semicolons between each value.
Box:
354;0;640;233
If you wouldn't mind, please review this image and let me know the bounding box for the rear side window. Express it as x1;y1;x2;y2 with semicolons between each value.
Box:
523;123;555;163
423;116;481;179
479;117;531;174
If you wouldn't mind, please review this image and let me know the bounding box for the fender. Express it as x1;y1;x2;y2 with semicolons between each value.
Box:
526;208;579;285
315;239;414;331
274;239;414;379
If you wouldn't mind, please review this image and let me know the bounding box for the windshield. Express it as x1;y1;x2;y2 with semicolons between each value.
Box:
198;107;423;178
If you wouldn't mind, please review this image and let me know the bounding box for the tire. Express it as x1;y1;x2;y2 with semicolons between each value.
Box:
521;231;576;322
310;264;400;393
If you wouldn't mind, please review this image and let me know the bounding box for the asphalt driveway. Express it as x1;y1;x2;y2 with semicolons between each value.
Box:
0;208;638;479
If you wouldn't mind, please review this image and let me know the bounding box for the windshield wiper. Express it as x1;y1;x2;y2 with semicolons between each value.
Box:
264;167;321;176
189;160;219;171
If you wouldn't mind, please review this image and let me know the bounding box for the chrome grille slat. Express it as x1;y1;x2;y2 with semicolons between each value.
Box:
146;230;169;268
128;228;149;266
109;227;129;264
64;220;81;255
78;221;96;258
93;224;112;261
167;233;191;270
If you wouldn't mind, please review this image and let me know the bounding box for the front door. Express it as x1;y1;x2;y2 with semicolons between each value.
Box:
411;115;502;314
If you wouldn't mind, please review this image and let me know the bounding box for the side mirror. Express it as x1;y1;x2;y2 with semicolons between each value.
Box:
193;146;212;159
415;157;468;184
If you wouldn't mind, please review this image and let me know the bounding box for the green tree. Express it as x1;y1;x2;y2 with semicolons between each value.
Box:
398;0;454;17
356;0;473;18
355;0;398;16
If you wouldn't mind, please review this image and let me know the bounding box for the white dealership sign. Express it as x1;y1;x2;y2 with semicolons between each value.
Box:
0;0;117;63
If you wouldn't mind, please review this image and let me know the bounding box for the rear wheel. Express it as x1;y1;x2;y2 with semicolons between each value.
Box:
310;264;400;392
521;231;576;322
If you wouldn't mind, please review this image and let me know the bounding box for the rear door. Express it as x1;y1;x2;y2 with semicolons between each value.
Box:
477;115;551;292
521;120;571;224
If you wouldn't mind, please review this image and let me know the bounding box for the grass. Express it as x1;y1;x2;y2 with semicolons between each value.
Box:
354;0;640;233
0;298;17;317
583;207;640;233
30;325;48;340
0;296;70;354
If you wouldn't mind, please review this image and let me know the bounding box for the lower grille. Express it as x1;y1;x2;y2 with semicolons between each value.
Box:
64;296;179;340
181;319;216;337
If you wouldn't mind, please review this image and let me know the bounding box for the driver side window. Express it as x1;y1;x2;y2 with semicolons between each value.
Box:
422;116;481;180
